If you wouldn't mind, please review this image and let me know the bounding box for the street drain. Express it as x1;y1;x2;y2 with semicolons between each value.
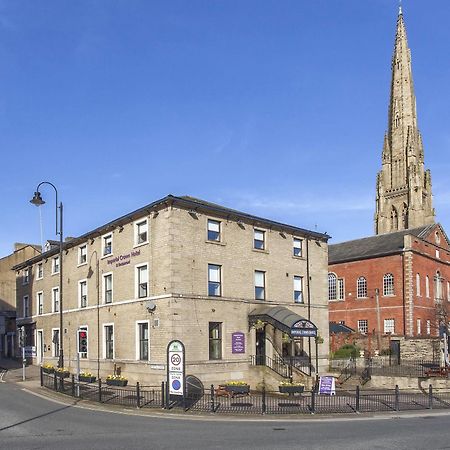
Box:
273;428;286;431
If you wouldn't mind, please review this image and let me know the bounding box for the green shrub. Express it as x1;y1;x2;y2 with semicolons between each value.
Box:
333;344;360;359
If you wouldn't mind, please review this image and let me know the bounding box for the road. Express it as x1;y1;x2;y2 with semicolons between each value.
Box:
1;382;450;449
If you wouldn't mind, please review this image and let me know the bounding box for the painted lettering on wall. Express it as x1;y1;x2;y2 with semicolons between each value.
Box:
107;249;141;268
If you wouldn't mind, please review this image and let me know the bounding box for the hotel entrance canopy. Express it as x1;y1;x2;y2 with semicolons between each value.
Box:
249;305;318;338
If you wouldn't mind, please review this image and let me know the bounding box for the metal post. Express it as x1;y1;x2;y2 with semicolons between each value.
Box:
262;386;266;415
310;389;316;414
98;378;102;403
375;288;382;353
71;374;75;397
356;385;360;412
58;201;64;370
136;382;141;408
161;381;165;409
429;384;433;410
210;384;215;413
22;343;26;382
315;337;319;380
394;385;399;411
76;349;80;398
53;373;57;391
40;366;43;387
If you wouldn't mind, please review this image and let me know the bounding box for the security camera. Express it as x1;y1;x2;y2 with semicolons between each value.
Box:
146;300;156;313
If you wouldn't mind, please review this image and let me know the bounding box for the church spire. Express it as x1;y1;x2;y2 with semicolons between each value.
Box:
374;8;435;235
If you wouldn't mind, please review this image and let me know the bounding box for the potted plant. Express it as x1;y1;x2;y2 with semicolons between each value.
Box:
55;367;70;378
278;381;305;395
224;381;250;395
78;371;96;383
42;363;55;374
106;375;128;387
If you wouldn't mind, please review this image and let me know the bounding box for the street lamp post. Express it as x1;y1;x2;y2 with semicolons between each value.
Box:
30;182;64;369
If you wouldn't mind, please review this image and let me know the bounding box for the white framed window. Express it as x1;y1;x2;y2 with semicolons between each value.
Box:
338;278;344;300
22;268;30;285
36;263;43;280
135;219;149;246
417;319;422;335
293;275;303;303
52;287;60;313
416;273;421;296
207;219;221;242
102;233;113;257
23;295;30;318
209;322;222;360
426;320;431;335
51;328;60;358
103;273;113;304
357;277;367;298
293;238;303;257
52;256;60;274
447;281;450;302
255;270;265;300
79;280;88;308
384;318;395;334
136;320;150;361
37;291;44;315
135;264;148;299
357;319;368;334
328;273;337;300
103;324;114;359
208;264;221;297
426;276;430;298
78;325;88;359
383;273;394;296
78;245;87;266
254;229;265;250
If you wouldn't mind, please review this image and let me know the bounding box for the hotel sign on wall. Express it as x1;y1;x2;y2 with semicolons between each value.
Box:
107;249;141;268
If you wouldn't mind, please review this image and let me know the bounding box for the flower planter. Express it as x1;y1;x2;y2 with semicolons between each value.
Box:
224;385;250;395
55;371;70;378
279;385;304;395
106;379;128;387
79;376;96;383
42;367;55;374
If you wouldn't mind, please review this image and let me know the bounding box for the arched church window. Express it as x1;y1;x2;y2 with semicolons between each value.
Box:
395;113;400;128
391;207;398;231
402;203;408;229
328;273;337;301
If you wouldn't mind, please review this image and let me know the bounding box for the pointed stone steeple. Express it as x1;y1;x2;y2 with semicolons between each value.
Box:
374;8;435;234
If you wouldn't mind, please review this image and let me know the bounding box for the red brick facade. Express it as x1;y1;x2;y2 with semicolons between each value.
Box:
329;224;450;342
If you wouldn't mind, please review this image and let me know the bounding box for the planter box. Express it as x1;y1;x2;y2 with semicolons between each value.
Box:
279;385;304;395
79;376;96;383
42;367;55;374
55;371;70;378
106;379;128;387
224;385;250;395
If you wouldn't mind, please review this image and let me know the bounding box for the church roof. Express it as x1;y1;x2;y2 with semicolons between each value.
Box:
329;225;434;264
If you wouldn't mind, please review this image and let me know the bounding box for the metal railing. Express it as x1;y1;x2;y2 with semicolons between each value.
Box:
250;355;291;378
41;370;450;415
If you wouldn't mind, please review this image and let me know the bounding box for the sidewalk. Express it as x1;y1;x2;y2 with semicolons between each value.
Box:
0;358;41;388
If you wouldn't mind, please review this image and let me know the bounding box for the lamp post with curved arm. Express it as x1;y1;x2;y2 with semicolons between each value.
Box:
30;182;64;369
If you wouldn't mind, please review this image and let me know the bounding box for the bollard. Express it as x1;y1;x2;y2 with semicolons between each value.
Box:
136;382;141;408
210;384;215;413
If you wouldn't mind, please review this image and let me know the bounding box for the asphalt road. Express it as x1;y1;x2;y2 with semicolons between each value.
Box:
1;383;450;450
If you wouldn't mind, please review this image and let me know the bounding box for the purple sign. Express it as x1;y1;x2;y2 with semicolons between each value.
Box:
232;332;245;354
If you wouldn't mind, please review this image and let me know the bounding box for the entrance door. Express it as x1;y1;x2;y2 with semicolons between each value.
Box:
36;330;44;364
255;330;266;365
390;340;400;365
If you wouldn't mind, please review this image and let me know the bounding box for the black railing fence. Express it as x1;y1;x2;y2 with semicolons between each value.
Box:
41;370;450;415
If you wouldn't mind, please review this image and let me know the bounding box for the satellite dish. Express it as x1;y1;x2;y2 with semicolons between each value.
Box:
146;300;156;312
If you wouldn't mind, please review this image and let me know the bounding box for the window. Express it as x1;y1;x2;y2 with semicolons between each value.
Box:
328;273;337;301
435;271;443;301
416;273;421;296
23;268;30;285
426;276;430;298
383;273;394;296
52;287;59;313
104;325;114;359
52;329;60;358
37;292;43;315
207;219;221;242
136;264;148;299
78;245;87;265
357;319;368;334
208;264;221;296
79;280;87;308
448;281;450;302
338;278;344;300
255;270;265;300
435;232;441;244
417;319;422;335
135;219;148;245
293;276;303;303
357;277;367;298
102;233;113;256
36;263;43;280
208;322;222;360
79;326;88;359
293;238;303;257
254;229;265;250
23;296;29;318
137;322;149;360
384;318;395;334
426;320;431;336
436;249;440;259
103;273;113;304
52;256;60;274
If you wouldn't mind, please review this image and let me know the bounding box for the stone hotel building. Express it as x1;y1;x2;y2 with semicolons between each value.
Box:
15;195;329;387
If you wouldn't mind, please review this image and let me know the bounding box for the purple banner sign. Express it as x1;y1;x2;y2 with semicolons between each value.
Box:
232;332;245;354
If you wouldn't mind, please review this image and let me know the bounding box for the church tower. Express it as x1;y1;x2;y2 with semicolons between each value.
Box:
374;7;435;234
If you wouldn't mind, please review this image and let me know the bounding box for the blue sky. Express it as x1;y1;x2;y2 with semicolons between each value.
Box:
1;1;449;257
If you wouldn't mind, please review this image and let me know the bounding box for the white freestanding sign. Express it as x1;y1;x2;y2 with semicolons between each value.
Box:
167;340;185;397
